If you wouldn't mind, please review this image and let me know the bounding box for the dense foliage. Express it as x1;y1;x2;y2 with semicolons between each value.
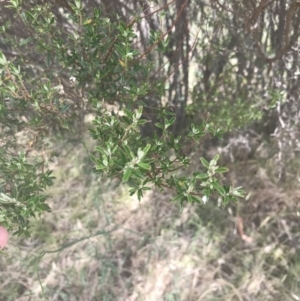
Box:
0;0;245;236
1;0;300;237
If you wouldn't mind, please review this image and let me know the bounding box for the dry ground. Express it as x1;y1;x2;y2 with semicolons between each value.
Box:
0;131;300;301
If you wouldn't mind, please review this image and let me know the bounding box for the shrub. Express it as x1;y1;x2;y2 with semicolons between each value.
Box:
0;0;244;237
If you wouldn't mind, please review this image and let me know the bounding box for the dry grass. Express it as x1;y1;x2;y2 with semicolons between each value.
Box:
0;130;300;301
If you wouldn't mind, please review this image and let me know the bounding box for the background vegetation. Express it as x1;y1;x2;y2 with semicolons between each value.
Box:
0;0;300;300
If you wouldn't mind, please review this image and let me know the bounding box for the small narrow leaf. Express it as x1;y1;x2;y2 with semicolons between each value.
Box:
61;104;71;113
143;143;151;156
171;194;183;203
122;168;132;182
20;37;32;46
137;189;143;201
83;19;93;25
0;51;7;65
137;148;144;159
155;122;164;129
191;195;201;203
200;157;209;168
215;167;229;173
213;154;220;162
102;155;108;167
195;173;209;179
138;162;151;171
214;183;226;196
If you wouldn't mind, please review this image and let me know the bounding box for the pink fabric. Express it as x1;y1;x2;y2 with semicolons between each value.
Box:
0;226;9;249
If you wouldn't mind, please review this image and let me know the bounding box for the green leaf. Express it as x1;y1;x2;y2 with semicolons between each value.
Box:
75;0;82;9
191;195;201;204
0;193;17;204
61;104;71;113
214;183;226;196
195;173;209;179
143;143;151;156
200;157;209;168
165;117;176;128
83;19;93;25
137;148;144;160
129;188;137;196
0;51;7;65
137;189;143;201
155;122;164;129
232;187;244;197
135;106;143;120
25;11;35;20
102;155;108;167
122;168;132;182
7;0;21;9
215;167;229;173
122;144;131;157
213;154;220;162
137;162;151;171
171;194;183;203
19;37;32;46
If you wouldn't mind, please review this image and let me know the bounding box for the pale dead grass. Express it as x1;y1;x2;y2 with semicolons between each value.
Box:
1;131;300;301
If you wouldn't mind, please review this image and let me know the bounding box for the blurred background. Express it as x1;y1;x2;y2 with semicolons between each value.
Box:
1;0;300;300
